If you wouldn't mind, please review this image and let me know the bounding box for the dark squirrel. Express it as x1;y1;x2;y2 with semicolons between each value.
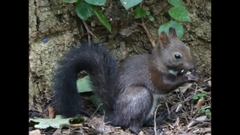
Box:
52;27;198;134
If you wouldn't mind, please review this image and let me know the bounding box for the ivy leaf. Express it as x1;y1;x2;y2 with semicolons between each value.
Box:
29;115;71;129
62;0;78;3
77;76;92;93
134;7;147;19
158;21;184;39
192;95;199;100
205;109;211;115
148;15;154;22
75;0;94;21
167;0;183;6
85;0;106;6
198;93;206;98
94;10;111;32
146;11;151;16
120;0;142;10
200;108;206;113
168;6;191;22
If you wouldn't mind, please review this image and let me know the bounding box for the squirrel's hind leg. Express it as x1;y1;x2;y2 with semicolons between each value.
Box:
113;86;153;134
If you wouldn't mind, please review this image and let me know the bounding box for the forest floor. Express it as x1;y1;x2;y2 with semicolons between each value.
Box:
29;76;211;135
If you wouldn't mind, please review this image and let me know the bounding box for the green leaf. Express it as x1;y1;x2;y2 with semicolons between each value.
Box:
29;115;71;129
192;95;199;100
134;7;147;19
75;0;94;20
89;95;104;114
158;21;184;39
148;16;154;22
85;0;106;6
198;92;207;98
168;6;191;22
167;0;183;6
77;76;92;93
69;116;85;124
145;11;151;16
205;109;211;115
94;10;111;32
200;108;206;113
120;0;142;10
62;0;78;3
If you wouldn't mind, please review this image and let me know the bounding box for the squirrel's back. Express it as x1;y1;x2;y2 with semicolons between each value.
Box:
116;54;150;88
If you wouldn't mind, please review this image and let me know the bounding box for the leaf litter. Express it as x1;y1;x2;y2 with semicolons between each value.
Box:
29;76;211;135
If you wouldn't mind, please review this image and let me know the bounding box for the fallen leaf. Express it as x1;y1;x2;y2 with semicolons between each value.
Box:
187;116;207;128
48;105;55;119
175;104;183;112
88;116;115;134
29;129;41;135
29;115;70;129
208;81;211;87
52;128;61;135
36;104;42;113
173;117;180;127
178;83;192;93
195;116;207;122
196;98;205;109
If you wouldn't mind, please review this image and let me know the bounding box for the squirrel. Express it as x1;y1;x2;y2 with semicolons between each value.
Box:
52;27;198;134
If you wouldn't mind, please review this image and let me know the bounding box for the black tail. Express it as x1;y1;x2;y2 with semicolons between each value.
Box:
52;42;118;117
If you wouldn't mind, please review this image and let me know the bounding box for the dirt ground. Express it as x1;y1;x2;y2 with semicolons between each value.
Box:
29;82;211;135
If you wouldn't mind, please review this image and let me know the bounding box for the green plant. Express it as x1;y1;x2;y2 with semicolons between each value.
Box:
200;108;211;115
158;0;191;39
63;0;191;39
131;0;191;39
120;0;142;10
63;0;111;32
134;7;154;22
193;92;207;100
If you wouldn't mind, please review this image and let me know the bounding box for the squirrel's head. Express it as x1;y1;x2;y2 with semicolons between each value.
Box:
153;27;195;76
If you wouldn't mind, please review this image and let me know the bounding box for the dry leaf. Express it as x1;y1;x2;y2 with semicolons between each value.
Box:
48;105;55;119
187;116;207;128
178;83;192;93
173;117;180;127
29;129;41;135
36;104;42;113
176;104;183;112
195;116;207;122
208;81;211;87
52;128;61;135
196;98;205;109
88;116;115;134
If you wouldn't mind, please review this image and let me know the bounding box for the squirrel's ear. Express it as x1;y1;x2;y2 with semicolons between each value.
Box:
168;27;177;38
157;31;170;50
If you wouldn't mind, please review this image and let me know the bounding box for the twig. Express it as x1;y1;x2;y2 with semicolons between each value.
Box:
81;19;97;45
165;102;170;114
90;103;103;119
154;104;161;135
136;19;156;47
138;1;155;47
203;77;211;82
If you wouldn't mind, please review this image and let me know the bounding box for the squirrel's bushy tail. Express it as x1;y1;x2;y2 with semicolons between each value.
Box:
52;42;118;117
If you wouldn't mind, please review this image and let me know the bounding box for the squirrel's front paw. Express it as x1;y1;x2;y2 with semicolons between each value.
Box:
184;70;199;83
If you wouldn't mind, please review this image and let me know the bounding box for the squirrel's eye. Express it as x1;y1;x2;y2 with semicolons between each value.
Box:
174;53;182;59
